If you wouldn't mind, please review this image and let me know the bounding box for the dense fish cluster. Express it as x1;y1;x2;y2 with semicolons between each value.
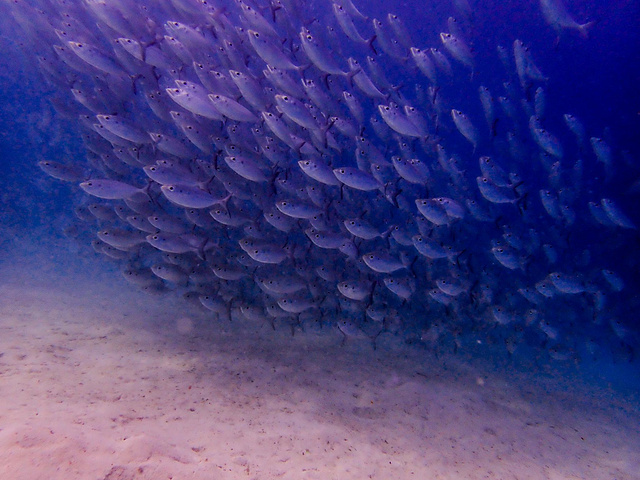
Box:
8;0;638;359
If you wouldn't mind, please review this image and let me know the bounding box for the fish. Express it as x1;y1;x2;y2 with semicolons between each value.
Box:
247;29;300;70
372;18;407;60
275;94;319;130
9;0;636;363
333;3;371;46
416;198;451;225
160;185;230;209
238;0;280;38
601;199;636;229
563;114;586;147
38;160;88;182
451;109;479;150
229;70;269;111
411;47;437;83
337;280;373;301
379;103;425;138
79;179;146;200
67;41;124;75
224;155;270;183
333;167;383;191
440;32;473;69
300;28;348;75
276;199;323;219
530;116;563;159
476;177;518;204
148;213;188;234
362;251;408;273
539;0;595;38
387;13;413;49
208;93;258;122
478;86;495;135
97;228;147;250
96;115;152;144
602;270;624;292
514;39;547;89
547;272;587;294
146;232;205;254
298;157;342;186
165;86;224;121
348;57;387;99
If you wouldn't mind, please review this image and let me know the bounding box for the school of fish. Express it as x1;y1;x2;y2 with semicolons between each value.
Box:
8;0;638;359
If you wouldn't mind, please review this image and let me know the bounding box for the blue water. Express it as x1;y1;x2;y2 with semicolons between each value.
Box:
0;0;639;372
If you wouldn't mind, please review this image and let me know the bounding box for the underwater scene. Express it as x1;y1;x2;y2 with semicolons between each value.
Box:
0;0;639;478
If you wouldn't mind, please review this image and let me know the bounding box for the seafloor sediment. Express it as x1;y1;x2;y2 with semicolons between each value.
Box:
0;236;638;480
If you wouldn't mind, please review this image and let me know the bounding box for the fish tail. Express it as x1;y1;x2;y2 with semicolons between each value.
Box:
296;62;313;74
270;3;281;22
218;193;233;211
578;21;595;40
367;35;378;55
345;67;360;88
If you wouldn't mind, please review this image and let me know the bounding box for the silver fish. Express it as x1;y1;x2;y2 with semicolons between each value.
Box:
80;179;145;200
160;184;230;209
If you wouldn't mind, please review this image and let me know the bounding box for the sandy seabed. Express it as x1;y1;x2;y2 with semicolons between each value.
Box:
0;236;638;480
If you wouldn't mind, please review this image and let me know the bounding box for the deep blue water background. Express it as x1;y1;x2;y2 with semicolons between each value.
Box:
1;0;636;224
0;0;638;364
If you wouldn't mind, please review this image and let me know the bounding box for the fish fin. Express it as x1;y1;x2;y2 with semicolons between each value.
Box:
367;35;378;55
196;238;208;261
578;21;596;40
345;67;360;88
270;3;281;22
296;62;314;74
491;118;499;138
